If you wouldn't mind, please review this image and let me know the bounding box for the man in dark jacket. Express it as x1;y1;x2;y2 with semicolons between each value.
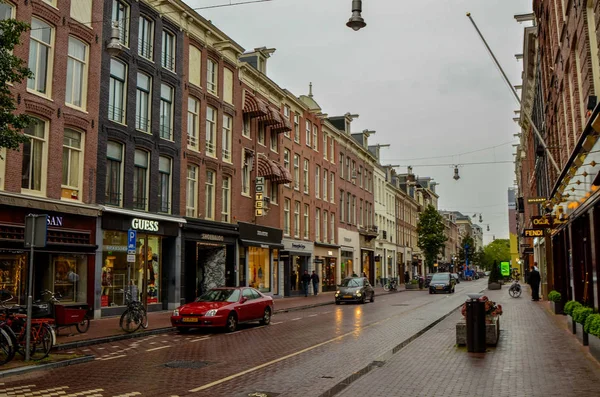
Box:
528;263;541;301
301;270;311;297
310;271;320;296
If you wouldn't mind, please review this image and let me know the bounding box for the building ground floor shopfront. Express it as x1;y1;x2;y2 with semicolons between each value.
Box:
0;196;98;309
314;243;339;292
375;243;397;287
182;219;238;304
360;233;377;285
339;228;360;280
238;222;283;297
97;208;184;318
281;238;314;296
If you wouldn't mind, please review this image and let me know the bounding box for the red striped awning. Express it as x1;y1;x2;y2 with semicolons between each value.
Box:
257;156;282;180
271;117;293;134
273;163;293;184
259;107;283;126
243;93;269;118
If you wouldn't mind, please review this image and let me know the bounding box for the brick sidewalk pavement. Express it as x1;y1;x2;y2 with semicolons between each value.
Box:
336;285;600;397
55;286;400;347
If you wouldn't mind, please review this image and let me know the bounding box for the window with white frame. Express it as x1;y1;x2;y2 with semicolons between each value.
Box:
329;138;335;163
270;130;278;152
138;16;153;60
330;213;335;243
242;151;250;196
305;120;311;147
158;156;171;213
293;154;300;190
352;195;356;225
352;161;356;184
304;204;309;239
0;148;6;190
108;59;127;124
21;118;47;194
346;158;350;182
243;114;251;138
207;59;218;95
205;170;215;219
136;73;151;132
222;114;232;162
294;114;300;143
105;141;123;206
28;18;53;96
283;106;291;138
61;129;83;199
294;201;300;237
346;193;351;223
188;45;201;87
339;153;344;178
112;0;129;46
223;68;234;104
283;149;290;188
269;180;278;204
186;165;198;217
0;3;13;20
161;30;175;71
323;133;327;159
323;170;328;201
315;166;320;198
315;209;320;242
258;123;265;145
133;149;149;210
323;211;328;242
313;125;318;151
206;106;216;157
359;165;363;188
187;97;200;150
339;191;344;222
43;0;57;7
359;199;363;226
66;36;88;109
303;159;309;194
159;84;174;140
284;199;291;236
221;176;231;222
330;172;335;202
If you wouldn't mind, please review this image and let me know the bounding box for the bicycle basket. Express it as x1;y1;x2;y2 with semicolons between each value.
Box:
31;302;53;318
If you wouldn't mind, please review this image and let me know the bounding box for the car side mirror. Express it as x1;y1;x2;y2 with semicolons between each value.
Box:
240;297;248;303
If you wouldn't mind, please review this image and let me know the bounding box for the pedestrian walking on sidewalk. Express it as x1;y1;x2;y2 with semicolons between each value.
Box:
528;263;541;301
311;271;320;296
301;270;311;297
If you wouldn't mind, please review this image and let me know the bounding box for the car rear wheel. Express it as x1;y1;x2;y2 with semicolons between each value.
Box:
225;313;237;333
260;308;271;325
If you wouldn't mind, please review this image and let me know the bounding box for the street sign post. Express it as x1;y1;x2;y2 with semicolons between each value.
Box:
24;214;48;362
126;229;136;298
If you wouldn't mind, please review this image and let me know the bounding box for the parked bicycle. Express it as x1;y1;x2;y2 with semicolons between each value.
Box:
40;290;91;335
509;280;522;298
383;278;398;292
119;289;148;333
0;295;55;364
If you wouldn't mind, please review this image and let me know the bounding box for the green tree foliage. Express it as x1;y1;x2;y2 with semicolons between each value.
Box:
0;11;32;153
481;239;510;270
417;205;447;273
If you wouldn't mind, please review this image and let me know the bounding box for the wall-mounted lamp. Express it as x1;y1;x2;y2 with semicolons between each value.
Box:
106;22;123;57
347;0;367;31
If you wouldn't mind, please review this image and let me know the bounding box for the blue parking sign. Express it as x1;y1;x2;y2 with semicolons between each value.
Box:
127;229;137;252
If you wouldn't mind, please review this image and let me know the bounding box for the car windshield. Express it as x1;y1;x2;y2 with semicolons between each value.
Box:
431;274;449;282
340;278;363;287
196;289;240;303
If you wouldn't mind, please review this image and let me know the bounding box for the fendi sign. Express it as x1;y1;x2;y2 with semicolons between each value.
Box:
523;229;544;238
531;216;552;229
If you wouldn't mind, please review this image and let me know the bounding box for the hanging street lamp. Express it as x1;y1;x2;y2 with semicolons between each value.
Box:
347;0;367;31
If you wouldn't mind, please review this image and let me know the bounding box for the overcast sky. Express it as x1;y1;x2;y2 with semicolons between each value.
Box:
188;0;532;245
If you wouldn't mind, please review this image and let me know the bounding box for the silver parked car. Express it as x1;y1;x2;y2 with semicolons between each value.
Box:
335;277;375;304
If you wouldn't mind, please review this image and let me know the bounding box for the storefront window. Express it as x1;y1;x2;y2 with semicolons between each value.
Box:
0;254;27;305
102;231;162;307
272;249;278;295
248;246;270;293
51;254;87;303
341;251;353;278
321;257;337;291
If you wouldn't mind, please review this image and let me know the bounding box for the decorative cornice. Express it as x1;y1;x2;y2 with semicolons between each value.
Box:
188;85;204;100
204;158;219;170
68;20;94;44
32;1;61;26
186;151;203;165
63;112;90;131
24;98;54;119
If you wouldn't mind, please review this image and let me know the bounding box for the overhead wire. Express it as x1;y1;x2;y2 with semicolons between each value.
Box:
394;160;513;168
381;139;517;163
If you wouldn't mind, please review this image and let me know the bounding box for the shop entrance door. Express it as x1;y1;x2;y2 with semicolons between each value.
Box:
289;255;308;296
321;258;337;292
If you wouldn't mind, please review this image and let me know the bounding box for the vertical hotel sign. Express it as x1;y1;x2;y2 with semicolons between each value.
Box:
255;177;265;217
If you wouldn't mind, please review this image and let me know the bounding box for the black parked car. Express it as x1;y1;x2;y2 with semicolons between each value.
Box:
429;273;456;294
335;277;374;304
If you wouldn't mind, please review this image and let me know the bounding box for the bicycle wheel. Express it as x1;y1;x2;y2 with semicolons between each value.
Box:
0;328;15;365
76;316;91;333
30;324;53;361
120;310;141;333
509;286;521;298
140;309;148;329
383;284;390;292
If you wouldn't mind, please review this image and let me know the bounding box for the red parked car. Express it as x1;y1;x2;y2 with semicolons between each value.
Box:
171;287;274;333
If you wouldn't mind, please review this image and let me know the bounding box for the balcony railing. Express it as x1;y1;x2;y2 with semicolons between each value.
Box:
132;196;147;210
105;191;121;206
108;105;125;123
159;123;172;140
138;38;153;59
136;115;149;132
187;134;198;149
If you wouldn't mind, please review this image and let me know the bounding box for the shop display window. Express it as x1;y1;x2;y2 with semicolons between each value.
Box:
248;246;270;292
51;254;87;303
272;249;278;295
0;255;27;305
341;251;353;278
321;258;337;292
102;231;162;307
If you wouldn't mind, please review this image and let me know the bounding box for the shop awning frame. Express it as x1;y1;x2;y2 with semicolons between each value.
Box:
243;92;269;118
100;206;187;224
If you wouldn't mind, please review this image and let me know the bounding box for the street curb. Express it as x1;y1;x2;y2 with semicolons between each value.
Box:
54;326;177;351
318;288;485;397
0;355;95;379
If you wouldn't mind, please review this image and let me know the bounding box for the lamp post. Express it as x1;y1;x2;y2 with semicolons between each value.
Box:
347;0;367;31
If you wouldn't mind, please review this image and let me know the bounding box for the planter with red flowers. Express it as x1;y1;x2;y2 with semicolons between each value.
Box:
456;296;502;346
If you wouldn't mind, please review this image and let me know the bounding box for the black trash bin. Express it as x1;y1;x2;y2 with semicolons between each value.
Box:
466;298;486;353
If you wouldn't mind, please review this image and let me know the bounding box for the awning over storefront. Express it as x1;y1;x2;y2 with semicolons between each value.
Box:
257;156;282;179
271;117;292;134
259;107;283;126
243;92;268;118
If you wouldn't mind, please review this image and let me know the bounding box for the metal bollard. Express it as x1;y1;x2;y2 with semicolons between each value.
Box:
466;298;486;353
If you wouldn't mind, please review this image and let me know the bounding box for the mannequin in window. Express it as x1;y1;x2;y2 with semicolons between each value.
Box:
101;259;112;296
